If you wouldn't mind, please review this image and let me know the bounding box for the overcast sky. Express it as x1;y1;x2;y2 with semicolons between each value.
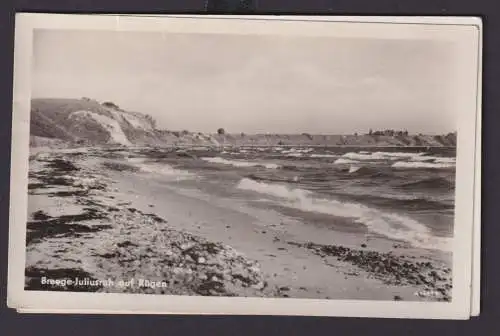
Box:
32;30;457;134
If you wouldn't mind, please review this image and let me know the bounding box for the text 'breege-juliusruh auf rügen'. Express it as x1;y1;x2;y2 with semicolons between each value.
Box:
40;277;169;289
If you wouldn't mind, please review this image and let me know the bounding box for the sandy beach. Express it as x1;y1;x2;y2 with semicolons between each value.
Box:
24;146;453;302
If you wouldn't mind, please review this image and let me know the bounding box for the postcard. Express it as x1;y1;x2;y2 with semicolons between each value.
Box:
7;14;482;319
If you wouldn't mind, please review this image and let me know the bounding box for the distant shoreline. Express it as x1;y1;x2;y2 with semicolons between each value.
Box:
29;98;457;149
171;144;457;148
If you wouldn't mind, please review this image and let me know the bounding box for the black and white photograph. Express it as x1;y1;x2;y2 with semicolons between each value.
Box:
8;14;481;318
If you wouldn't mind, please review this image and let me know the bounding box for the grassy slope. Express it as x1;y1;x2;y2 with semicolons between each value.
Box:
31;98;111;143
30;98;159;146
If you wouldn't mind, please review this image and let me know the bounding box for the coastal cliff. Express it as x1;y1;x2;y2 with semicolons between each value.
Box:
29;98;457;148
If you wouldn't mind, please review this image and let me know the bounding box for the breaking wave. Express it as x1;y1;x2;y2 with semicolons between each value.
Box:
236;178;450;250
348;165;361;173
334;158;359;165
342;152;385;161
238;178;312;200
407;156;456;164
410;156;438;162
373;151;427;158
434;157;456;164
201;157;280;169
310;154;338;158
342;151;428;161
345;166;395;179
138;163;195;180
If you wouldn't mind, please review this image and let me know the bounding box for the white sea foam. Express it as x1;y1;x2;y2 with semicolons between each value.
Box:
310;154;338;158
202;157;280;169
407;155;456;164
392;161;455;169
373;151;426;158
236;178;450;250
238;178;312;200
348;166;362;173
334;158;359;165
139;163;194;180
410;156;437;162
342;152;385;161
343;151;429;162
434;157;456;164
286;153;303;157
281;148;312;154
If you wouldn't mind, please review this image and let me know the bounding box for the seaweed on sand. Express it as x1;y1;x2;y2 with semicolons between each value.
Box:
29;167;77;190
32;210;51;220
26;221;112;245
47;190;90;197
142;213;167;223
175;151;197;159
26;209;110;244
39;176;75;187
101;161;140;172
29;170;75;188
46;159;79;172
195;279;226;296
98;152;126;159
116;240;138;248
28;183;46;190
125;207;167;224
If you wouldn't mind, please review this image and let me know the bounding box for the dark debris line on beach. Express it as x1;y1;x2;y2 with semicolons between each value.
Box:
288;241;452;301
26;154;117;291
26;208;110;245
27;156;115;246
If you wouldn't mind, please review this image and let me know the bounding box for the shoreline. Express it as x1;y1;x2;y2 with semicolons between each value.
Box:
29;142;457;152
24;146;453;302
